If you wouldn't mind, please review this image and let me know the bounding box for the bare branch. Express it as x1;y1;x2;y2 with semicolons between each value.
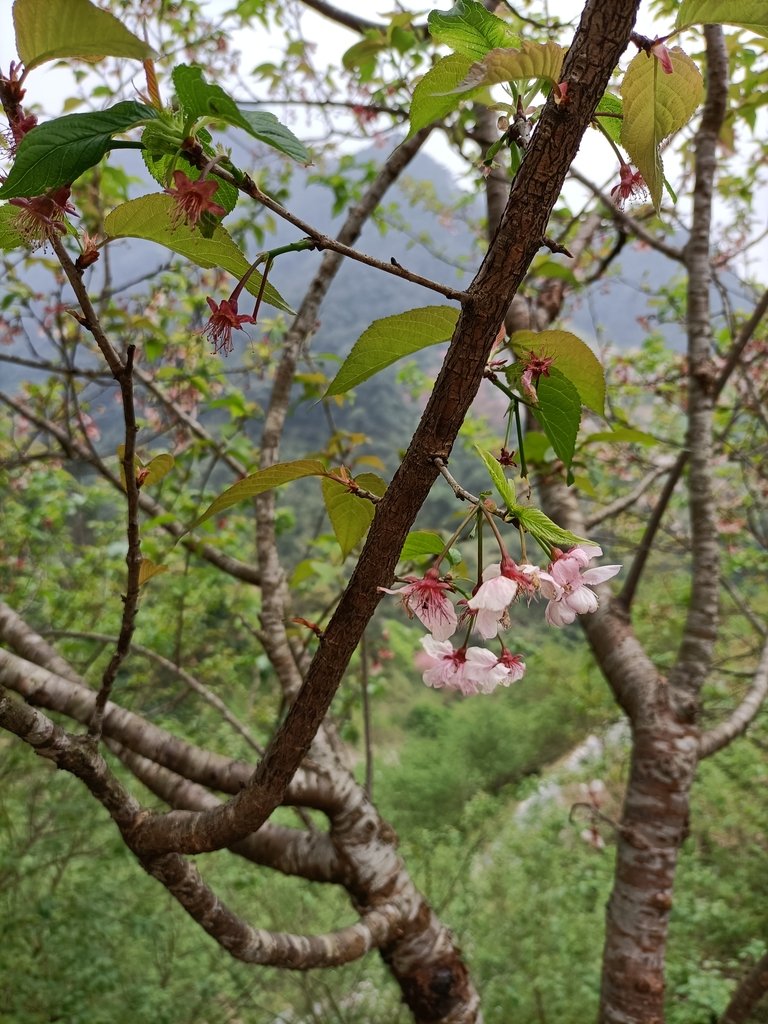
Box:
668;26;729;718
699;635;768;759
718;948;768;1024
584;458;676;530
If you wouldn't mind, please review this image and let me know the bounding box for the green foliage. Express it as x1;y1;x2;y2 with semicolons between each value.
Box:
675;0;768;35
451;40;566;93
0;102;158;199
510;329;605;414
325;305;460;396
321;471;386;558
427;0;520;60
620;48;704;211
407;54;477;136
103;195;292;312
474;445;516;508
13;0;156;71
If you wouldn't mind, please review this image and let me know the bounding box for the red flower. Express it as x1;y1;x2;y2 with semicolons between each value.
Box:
164;170;227;229
8;187;76;247
610;164;646;208
520;350;555;403
202;296;257;355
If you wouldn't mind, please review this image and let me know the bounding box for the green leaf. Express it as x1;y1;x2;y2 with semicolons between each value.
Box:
103;195;293;313
620;48;703;211
0;102;158;200
408;54;475;136
172;65;310;163
532;368;582;475
142;453;174;487
321;472;385;558
676;0;768;36
0;205;26;250
428;0;520;60
511;329;605;414
450;41;566;94
138;558;168;587
582;427;660;446
187;459;326;532
475;446;516;508
325;305;459;396
13;0;156;71
399;530;447;561
592;92;624;147
507;504;588;550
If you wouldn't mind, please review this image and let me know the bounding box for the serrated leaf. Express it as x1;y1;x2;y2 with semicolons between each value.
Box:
103;195;292;313
621;48;703;211
172;65;310;164
0;205;26;250
187;459;326;532
676;0;768;36
428;0;520;60
593;92;624;146
475;446;516;508
408;54;475;136
143;453;174;487
450;41;566;94
582;427;660;446
325;305;459;396
13;0;156;71
532;368;582;474
511;329;605;413
138;558;169;586
321;471;385;559
507;504;589;549
399;530;447;561
0;102;158;200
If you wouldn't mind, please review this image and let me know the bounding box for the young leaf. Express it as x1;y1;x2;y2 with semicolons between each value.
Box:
0;205;25;250
399;531;447;561
187;460;326;532
428;0;520;60
142;453;174;487
172;65;310;164
449;41;566;94
592;92;624;147
582;427;660;446
475;446;516;509
408;54;475;137
621;48;703;211
13;0;156;72
138;558;168;586
511;329;605;414
325;305;459;396
0;102;158;200
507;504;589;550
321;472;386;558
531;368;582;475
675;0;768;36
103;195;293;313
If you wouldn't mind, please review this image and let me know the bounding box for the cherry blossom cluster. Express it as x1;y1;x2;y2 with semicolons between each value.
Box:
380;545;621;696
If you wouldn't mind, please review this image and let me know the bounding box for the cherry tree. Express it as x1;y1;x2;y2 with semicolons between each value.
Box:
1;1;767;1021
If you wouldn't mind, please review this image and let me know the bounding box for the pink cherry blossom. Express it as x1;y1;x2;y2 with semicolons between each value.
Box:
610;164;646;209
540;545;621;627
379;567;457;641
468;559;541;639
416;638;517;695
519;350;555;404
650;39;674;75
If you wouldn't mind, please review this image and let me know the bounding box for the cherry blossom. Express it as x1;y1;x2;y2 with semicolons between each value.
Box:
9;187;76;247
519;350;555;403
164;170;227;229
202;296;257;355
540;545;621;627
379;568;457;641
468;559;541;639
415;637;517;695
610;163;646;208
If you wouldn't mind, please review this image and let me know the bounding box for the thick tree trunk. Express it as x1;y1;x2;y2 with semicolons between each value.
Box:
599;715;699;1024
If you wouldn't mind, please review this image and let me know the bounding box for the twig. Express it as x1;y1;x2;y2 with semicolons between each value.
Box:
699;635;768;759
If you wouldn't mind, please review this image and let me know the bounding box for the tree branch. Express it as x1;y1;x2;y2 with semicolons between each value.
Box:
699;635;768;759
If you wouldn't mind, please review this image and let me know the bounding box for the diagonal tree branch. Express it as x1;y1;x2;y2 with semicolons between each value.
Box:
699;634;768;759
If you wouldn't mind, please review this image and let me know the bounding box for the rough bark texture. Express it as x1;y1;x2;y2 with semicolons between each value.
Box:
719;950;768;1024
